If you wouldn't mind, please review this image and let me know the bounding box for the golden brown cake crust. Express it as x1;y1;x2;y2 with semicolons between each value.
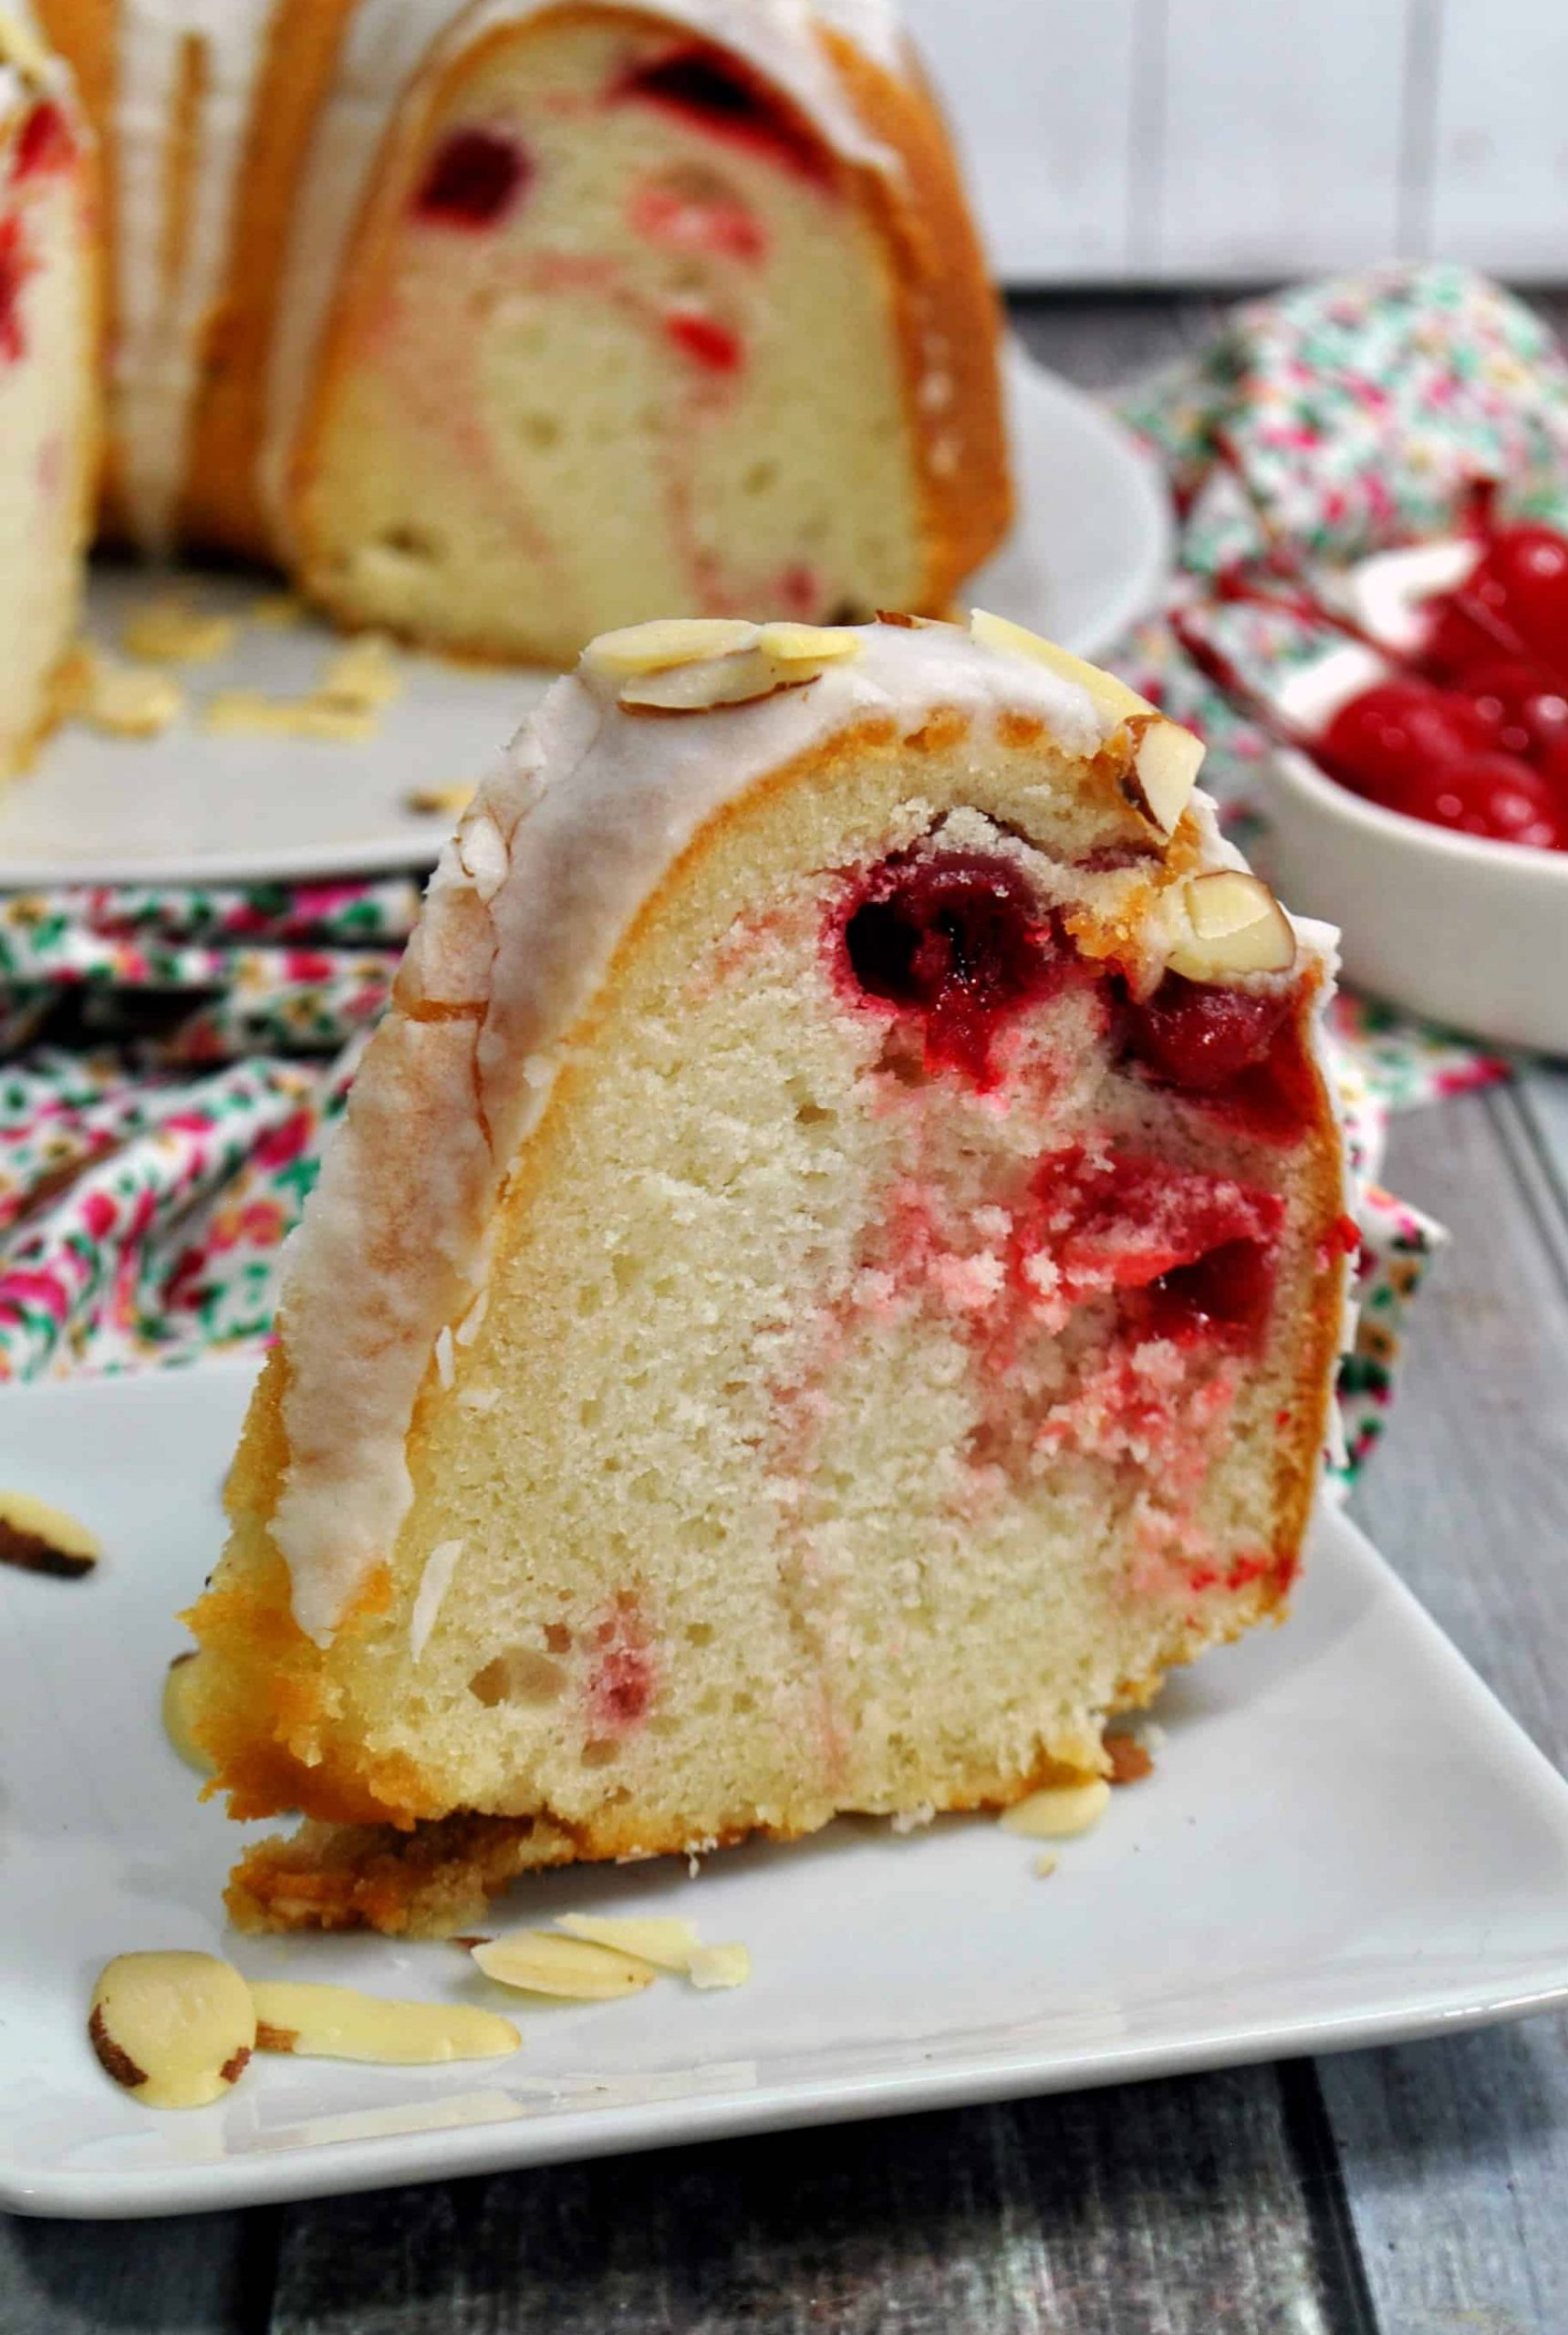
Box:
821;30;1013;608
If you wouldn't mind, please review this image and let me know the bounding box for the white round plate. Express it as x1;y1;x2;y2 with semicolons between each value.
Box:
0;344;1170;887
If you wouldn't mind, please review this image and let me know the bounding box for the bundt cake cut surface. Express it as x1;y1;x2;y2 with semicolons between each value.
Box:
35;0;1010;655
185;612;1350;1936
0;11;95;778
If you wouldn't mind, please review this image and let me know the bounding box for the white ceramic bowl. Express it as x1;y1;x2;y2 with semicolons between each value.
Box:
1263;629;1568;1053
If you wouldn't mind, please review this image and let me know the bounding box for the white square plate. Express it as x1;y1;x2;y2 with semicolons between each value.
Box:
4;1358;1567;2221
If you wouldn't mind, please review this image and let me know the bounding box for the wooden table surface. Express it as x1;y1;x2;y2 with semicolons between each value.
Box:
5;292;1568;2335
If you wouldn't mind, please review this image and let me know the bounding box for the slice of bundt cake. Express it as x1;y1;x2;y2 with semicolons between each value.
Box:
0;12;95;778
34;0;1009;657
185;612;1350;1936
286;5;1007;657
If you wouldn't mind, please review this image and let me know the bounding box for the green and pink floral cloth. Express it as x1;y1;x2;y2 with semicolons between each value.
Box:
3;263;1552;1486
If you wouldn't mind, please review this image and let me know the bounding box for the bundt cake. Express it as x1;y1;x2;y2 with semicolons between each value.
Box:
0;12;95;777
183;610;1352;1937
30;0;1010;659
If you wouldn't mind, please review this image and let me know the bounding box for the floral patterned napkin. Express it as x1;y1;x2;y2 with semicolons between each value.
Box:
7;261;1551;1484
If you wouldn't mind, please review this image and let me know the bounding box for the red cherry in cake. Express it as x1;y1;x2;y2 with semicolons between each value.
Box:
414;127;532;227
1141;1237;1278;1346
13;100;74;183
1408;751;1568;849
1023;1147;1283;1350
629;170;765;263
616;46;834;186
840;850;1061;1088
1120;973;1291;1095
0;213;32;363
665;307;743;373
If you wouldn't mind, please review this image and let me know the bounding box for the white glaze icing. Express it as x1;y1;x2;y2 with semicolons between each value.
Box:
110;0;274;549
267;617;1340;1643
258;0;909;545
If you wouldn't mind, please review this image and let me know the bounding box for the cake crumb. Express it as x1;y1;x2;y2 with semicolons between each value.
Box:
119;596;237;665
1034;1852;1058;1879
1105;1735;1153;1786
890;1802;935;1834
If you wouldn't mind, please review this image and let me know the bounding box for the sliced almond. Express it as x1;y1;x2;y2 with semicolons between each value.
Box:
1000;1778;1112;1841
319;632;402;712
472;1929;656;1999
1122;713;1206;836
618;648;814;713
161;1650;213;1775
556;1914;701;1971
89;1952;255;2110
586;618;760;678
0;1489;100;1578
406;782;474;817
970;608;1152;728
970;609;1203;834
204;688;378;743
249;1980;519;2064
688;1942;751;1991
756;622;861;665
119;597;237;666
65;649;184;739
1167;869;1296;982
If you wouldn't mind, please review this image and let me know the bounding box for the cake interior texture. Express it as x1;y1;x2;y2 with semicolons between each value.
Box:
297;15;953;657
190;665;1346;1934
0;66;94;774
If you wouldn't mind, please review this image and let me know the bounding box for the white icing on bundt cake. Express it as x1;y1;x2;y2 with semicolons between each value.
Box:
33;0;1010;651
184;614;1351;1936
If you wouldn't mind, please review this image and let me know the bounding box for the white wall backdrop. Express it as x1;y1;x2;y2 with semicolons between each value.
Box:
900;0;1568;285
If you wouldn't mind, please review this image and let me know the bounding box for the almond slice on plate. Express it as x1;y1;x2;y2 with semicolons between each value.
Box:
555;1914;701;1971
249;1980;519;2063
1166;870;1296;981
0;1489;101;1578
1000;1778;1112;1840
688;1943;752;1991
161;1651;213;1775
472;1929;656;1999
89;1952;255;2110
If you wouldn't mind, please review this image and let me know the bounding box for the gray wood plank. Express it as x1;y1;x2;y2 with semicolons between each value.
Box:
1321;1089;1568;2335
267;2074;1356;2335
0;2206;273;2335
1007;290;1218;392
